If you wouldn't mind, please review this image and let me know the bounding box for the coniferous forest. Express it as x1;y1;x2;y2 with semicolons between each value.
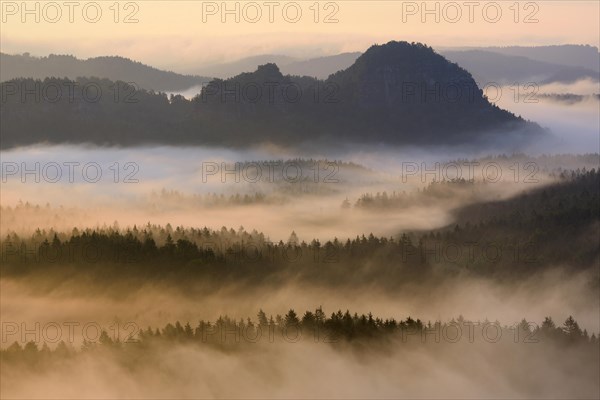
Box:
1;7;600;398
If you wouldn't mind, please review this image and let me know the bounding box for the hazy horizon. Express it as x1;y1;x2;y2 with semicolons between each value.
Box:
2;1;599;71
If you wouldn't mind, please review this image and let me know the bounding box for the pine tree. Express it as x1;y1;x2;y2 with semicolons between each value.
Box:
257;309;268;326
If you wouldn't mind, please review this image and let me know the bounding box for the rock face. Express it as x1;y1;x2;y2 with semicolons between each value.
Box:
0;41;542;149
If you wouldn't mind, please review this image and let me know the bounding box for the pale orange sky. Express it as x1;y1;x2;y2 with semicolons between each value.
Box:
1;1;598;71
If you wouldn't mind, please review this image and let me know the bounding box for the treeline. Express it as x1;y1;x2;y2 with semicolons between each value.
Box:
349;154;600;210
353;178;479;209
354;165;600;210
2;169;598;284
454;167;599;224
0;226;428;286
427;168;599;271
444;153;600;174
134;312;598;347
2;311;597;365
150;190;275;207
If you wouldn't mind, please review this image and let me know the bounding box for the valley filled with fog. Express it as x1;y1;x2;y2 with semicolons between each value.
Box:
1;6;599;396
2;139;599;398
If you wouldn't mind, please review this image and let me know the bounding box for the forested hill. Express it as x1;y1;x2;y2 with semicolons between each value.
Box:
429;168;600;273
0;53;211;92
0;41;543;149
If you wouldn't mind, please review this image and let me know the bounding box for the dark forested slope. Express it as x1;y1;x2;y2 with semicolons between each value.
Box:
0;42;542;149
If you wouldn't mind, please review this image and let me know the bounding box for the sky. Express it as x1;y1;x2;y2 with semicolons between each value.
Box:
1;1;599;72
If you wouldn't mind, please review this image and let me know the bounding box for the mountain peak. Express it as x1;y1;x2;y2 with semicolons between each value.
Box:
335;40;471;84
255;63;283;79
363;40;436;57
